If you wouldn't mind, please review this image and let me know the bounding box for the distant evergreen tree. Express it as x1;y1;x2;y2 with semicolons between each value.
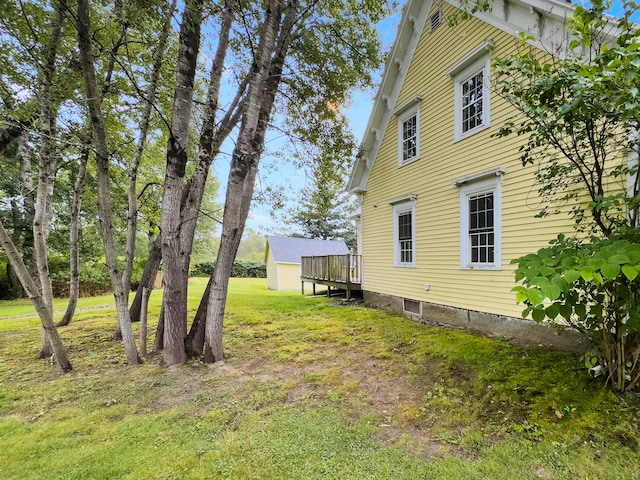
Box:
287;115;357;250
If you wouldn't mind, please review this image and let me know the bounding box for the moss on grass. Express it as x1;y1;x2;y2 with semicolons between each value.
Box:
1;278;639;478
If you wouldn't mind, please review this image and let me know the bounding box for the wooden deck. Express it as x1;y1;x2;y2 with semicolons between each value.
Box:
300;254;362;299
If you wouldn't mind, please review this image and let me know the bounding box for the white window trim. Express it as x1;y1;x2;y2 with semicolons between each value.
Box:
394;96;421;167
392;199;416;268
403;298;422;316
456;174;503;270
449;42;493;142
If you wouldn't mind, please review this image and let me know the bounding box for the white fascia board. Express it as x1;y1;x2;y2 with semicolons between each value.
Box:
348;0;433;194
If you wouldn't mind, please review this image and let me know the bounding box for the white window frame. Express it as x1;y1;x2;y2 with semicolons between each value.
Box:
394;95;422;167
454;171;503;270
390;197;416;268
403;298;422;316
448;41;493;142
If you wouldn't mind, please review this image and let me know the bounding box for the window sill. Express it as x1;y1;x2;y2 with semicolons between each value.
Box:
398;156;420;167
454;123;490;143
460;264;501;271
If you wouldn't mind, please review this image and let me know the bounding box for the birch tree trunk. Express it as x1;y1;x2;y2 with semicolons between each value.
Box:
185;275;212;357
76;0;139;365
204;0;299;362
139;287;151;357
58;145;89;327
122;0;176;296
33;2;65;358
178;0;236;278
129;235;162;324
0;220;71;372
160;0;204;366
17;131;37;285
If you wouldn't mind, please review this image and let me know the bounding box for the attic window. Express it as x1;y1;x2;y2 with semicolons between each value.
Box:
394;96;422;167
429;9;442;31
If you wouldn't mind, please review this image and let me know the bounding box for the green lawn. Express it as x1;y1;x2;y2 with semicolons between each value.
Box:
1;278;639;479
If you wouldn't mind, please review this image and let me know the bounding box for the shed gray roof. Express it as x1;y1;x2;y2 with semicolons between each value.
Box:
266;236;350;264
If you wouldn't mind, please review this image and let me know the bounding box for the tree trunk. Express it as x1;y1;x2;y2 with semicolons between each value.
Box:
160;0;204;366
58;145;89;327
77;0;140;365
185;275;212;357
139;287;151;357
177;0;237;274
204;0;299;362
122;0;176;296
153;301;165;353
34;2;65;357
17;131;37;287
0;220;71;372
129;234;162;324
131;0;240;358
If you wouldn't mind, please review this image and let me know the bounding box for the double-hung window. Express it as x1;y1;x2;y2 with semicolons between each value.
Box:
452;168;504;270
401;113;418;163
390;195;416;267
394;96;421;167
461;70;485;134
468;192;494;264
447;41;493;142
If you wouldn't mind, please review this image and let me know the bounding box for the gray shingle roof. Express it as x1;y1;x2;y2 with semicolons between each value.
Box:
266;236;350;264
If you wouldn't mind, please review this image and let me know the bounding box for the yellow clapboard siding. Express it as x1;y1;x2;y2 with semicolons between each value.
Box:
360;3;582;319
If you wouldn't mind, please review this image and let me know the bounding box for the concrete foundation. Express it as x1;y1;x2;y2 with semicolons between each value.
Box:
363;290;591;353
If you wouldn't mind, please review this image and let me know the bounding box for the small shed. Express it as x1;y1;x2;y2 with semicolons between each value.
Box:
264;236;350;291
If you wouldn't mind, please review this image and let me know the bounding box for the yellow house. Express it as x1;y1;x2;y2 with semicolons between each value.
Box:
265;236;350;291
347;0;589;349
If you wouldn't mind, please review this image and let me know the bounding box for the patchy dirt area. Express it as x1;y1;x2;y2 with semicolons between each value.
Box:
152;343;471;460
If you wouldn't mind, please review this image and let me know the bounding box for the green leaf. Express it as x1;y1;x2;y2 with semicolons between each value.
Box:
608;254;630;264
542;283;562;300
593;272;603;286
558;303;572;320
601;262;620;280
526;288;545;305
531;307;546;323
530;276;550;287
622;265;639;281
515;291;528;303
580;269;594;282
564;269;581;283
545;303;560;319
588;257;606;269
539;265;557;276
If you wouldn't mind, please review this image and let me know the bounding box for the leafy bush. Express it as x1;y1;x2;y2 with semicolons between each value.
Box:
512;233;640;392
192;261;266;278
48;255;146;297
48;256;111;297
192;262;215;276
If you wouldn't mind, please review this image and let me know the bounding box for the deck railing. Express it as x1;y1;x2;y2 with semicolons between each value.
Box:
300;254;362;285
